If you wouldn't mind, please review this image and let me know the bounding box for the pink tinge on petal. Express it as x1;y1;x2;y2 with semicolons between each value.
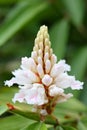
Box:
25;84;48;105
12;91;25;103
29;92;38;102
71;80;84;90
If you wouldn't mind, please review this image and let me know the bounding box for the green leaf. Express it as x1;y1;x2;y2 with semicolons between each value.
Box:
70;46;87;80
55;98;86;112
70;47;87;98
48;127;54;130
62;126;76;130
62;0;85;27
50;19;69;59
56;126;64;130
48;126;64;130
0;1;48;46
77;121;87;130
0;104;9;116
81;117;87;127
0;115;33;130
26;122;47;130
80;81;87;105
49;126;77;130
0;87;18;104
0;0;21;5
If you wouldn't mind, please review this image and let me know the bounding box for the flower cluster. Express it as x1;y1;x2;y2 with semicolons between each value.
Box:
5;25;83;115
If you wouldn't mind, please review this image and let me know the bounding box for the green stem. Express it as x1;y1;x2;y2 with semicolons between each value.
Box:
9;106;59;125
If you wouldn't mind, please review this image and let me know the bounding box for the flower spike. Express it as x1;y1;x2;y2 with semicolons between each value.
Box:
5;25;83;115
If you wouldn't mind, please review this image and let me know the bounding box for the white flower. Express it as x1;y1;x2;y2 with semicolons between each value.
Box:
5;25;83;115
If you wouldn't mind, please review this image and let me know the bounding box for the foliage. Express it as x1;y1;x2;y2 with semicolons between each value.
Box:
0;0;87;129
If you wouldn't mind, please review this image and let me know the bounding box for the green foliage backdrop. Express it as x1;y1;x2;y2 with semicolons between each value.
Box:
0;0;87;130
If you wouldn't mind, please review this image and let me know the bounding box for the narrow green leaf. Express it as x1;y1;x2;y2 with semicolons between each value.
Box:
70;46;87;80
0;1;48;46
5;0;43;22
62;0;85;27
26;122;47;130
77;121;87;130
50;19;69;59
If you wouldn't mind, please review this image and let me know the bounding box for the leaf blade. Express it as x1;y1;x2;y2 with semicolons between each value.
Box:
50;19;69;59
0;1;48;46
25;122;47;130
62;0;85;27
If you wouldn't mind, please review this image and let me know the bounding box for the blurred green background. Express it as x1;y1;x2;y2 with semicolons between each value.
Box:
0;0;87;106
0;0;87;130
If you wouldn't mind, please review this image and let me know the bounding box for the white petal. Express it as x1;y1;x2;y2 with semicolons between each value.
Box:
55;73;83;90
37;64;44;78
55;73;74;89
50;60;71;77
50;64;58;77
71;80;83;90
45;60;51;73
51;54;57;66
57;93;73;103
5;77;29;87
25;83;48;105
31;51;37;62
5;79;15;87
57;60;71;72
44;52;49;62
21;57;37;72
42;74;53;86
38;56;43;65
49;84;64;96
12;89;26;103
5;69;40;87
